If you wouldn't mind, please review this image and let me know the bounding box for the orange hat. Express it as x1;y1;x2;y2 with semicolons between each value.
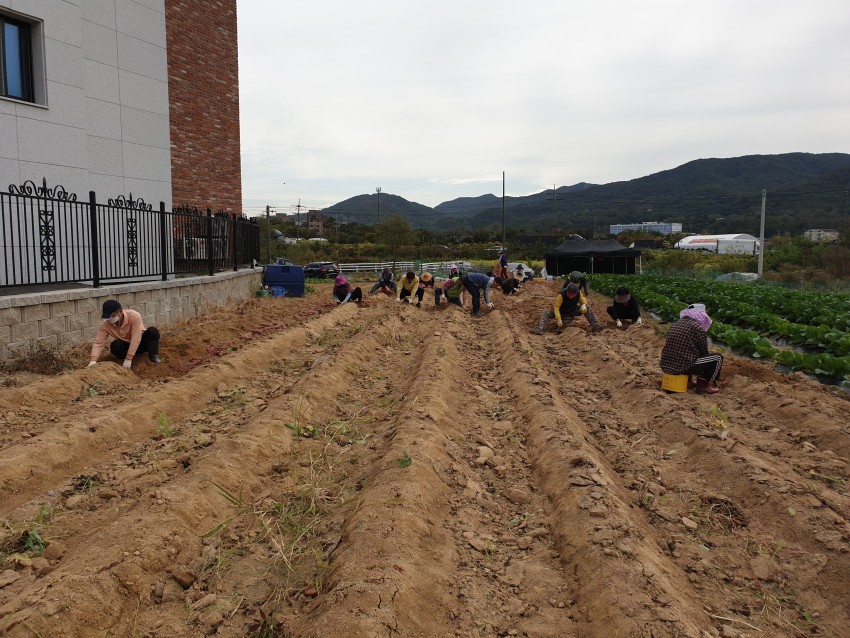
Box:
420;272;433;282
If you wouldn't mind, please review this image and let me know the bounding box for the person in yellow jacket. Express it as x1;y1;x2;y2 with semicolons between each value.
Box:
397;271;423;307
535;282;605;335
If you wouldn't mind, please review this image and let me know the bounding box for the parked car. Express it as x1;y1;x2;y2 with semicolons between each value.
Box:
507;262;534;280
304;261;340;278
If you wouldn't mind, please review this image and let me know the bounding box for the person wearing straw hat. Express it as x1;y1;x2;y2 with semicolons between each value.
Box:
332;275;362;304
660;303;722;394
607;286;643;327
418;271;439;306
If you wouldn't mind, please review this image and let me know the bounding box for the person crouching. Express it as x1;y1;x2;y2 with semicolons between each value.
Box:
607;286;642;327
397;271;423;307
87;299;160;369
660;303;722;394
333;275;362;304
536;282;605;334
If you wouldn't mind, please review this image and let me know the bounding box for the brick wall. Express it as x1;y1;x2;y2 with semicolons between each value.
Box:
0;270;261;363
165;0;243;214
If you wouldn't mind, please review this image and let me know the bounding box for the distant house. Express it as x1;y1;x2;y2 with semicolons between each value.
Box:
610;221;682;235
803;229;840;242
307;210;325;236
0;1;242;212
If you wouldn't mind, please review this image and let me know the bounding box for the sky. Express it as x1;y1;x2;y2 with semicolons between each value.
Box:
237;0;850;217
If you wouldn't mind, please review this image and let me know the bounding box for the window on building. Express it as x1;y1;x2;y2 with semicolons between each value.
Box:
1;14;34;102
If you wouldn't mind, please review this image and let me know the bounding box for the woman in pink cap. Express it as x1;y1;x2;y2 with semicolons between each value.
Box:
332;275;362;304
660;303;722;394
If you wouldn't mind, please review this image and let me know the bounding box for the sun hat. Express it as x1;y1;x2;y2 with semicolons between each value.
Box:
101;299;122;318
420;272;433;282
615;286;631;304
334;275;347;286
564;283;580;298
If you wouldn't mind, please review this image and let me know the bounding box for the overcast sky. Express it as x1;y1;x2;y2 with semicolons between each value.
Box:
237;0;850;216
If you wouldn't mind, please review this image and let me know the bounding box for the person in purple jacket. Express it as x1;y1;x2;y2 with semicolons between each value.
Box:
461;271;502;317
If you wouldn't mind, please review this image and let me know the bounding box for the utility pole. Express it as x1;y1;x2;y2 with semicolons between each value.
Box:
265;204;271;263
757;189;766;277
376;187;382;224
295;198;302;241
501;171;506;248
551;184;556;235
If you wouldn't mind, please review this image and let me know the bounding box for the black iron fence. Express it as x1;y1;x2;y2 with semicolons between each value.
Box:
0;179;260;288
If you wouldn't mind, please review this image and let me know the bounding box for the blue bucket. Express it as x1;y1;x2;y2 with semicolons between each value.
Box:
271;286;287;297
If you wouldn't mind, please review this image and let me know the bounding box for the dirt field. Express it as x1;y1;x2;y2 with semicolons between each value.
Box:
1;280;848;638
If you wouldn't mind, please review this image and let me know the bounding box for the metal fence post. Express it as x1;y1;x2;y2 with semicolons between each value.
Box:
159;202;167;281
88;191;100;287
232;216;238;272
206;208;214;276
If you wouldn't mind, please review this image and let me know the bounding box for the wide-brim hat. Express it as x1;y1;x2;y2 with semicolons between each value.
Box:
334;275;347;286
420;272;433;282
615;287;631;304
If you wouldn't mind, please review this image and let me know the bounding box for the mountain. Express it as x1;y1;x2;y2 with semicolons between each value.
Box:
322;153;850;236
323;193;438;226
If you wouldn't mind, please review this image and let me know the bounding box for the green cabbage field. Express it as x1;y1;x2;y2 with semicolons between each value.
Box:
590;274;850;383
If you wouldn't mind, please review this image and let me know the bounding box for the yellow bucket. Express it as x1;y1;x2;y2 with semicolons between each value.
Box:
661;374;689;393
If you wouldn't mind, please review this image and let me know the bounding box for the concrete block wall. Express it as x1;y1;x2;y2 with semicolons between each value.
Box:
0;269;261;363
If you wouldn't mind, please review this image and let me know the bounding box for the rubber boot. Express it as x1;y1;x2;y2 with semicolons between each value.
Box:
588;310;605;333
147;340;161;365
695;379;719;394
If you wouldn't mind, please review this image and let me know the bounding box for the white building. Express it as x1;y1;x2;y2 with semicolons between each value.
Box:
1;1;172;204
610;221;683;235
674;233;760;255
803;229;840;243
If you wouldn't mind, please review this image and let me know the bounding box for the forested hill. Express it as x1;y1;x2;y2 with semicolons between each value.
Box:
323;153;850;235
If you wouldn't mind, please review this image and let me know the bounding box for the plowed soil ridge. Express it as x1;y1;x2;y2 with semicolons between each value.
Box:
0;283;848;638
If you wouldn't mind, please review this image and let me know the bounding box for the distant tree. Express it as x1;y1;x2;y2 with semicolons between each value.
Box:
375;214;416;261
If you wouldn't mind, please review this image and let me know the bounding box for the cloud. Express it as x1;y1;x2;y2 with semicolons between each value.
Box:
430;175;504;185
237;0;850;210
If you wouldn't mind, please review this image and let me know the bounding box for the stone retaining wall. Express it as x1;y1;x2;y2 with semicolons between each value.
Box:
0;269;261;363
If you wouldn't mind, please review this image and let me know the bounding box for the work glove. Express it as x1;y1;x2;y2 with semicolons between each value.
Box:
86;360;97;368
580;304;588;314
616;319;623;328
487;302;494;309
407;298;413;304
396;298;401;303
636;317;643;326
557;319;563;328
122;359;132;369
